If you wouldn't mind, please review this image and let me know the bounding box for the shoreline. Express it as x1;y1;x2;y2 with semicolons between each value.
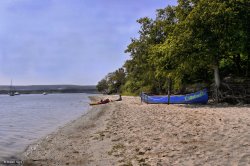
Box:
0;93;93;162
20;96;104;163
22;96;250;165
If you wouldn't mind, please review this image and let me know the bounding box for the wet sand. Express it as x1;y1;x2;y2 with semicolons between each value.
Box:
22;96;250;165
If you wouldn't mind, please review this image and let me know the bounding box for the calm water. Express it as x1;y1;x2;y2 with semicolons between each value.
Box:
0;93;91;160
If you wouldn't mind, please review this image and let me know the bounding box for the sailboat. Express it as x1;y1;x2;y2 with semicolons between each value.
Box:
14;92;20;95
9;80;15;96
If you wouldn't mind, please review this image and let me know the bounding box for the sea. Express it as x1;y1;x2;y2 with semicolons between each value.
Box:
0;93;91;161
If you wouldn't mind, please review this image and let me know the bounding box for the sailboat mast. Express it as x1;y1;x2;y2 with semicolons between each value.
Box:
9;79;14;96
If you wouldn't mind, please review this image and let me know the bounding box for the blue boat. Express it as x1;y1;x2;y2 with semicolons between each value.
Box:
141;89;208;104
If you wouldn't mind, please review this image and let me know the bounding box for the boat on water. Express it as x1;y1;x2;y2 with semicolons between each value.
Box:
8;80;20;96
14;92;20;95
141;89;208;104
9;80;15;96
43;92;47;95
9;92;15;96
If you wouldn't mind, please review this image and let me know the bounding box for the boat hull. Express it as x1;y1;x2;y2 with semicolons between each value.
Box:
141;89;208;104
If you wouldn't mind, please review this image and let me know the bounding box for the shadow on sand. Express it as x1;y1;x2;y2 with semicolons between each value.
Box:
177;102;250;109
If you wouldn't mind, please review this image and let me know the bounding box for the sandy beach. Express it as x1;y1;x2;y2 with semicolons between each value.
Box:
22;96;250;166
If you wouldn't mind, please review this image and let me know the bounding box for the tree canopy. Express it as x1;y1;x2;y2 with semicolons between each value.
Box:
97;0;249;96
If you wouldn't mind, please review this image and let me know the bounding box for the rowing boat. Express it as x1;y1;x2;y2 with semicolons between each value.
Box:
141;89;208;104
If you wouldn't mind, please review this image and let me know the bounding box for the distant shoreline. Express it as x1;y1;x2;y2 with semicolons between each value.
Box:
0;85;98;94
0;90;99;95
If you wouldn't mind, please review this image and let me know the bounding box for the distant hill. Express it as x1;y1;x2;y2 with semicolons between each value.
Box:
0;85;98;94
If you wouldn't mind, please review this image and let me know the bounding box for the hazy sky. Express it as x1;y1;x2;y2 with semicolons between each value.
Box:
0;0;177;85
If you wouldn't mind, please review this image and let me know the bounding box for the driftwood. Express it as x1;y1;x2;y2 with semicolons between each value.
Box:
210;78;250;104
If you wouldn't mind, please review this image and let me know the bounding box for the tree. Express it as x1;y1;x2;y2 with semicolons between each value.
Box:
98;0;249;100
96;68;126;94
96;78;109;94
124;6;178;94
179;0;250;101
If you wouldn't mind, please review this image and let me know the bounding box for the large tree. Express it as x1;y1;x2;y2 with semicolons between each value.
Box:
98;0;249;98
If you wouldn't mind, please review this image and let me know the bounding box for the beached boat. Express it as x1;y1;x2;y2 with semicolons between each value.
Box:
89;95;122;106
141;89;208;104
89;102;105;106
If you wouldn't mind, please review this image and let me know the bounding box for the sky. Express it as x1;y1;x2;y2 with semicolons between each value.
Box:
0;0;177;85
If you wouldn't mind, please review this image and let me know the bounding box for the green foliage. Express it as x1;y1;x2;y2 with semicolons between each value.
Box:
98;0;249;95
96;79;109;94
96;68;126;94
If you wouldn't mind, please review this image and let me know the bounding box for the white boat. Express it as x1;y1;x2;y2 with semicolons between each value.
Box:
43;92;47;95
14;92;20;95
9;80;15;96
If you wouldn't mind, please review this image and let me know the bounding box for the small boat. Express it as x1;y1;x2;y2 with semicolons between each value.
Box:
14;92;20;95
141;89;208;104
89;102;104;106
89;95;122;106
9;80;15;96
89;99;110;106
43;92;47;95
9;92;15;96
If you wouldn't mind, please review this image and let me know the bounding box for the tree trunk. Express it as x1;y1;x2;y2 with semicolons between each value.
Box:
167;78;171;105
246;18;250;77
246;53;249;77
213;65;221;103
214;65;220;88
233;54;242;75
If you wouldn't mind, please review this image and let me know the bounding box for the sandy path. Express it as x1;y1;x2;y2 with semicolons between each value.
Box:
22;96;250;166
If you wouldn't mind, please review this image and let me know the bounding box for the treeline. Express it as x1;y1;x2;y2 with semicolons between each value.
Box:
97;0;249;96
